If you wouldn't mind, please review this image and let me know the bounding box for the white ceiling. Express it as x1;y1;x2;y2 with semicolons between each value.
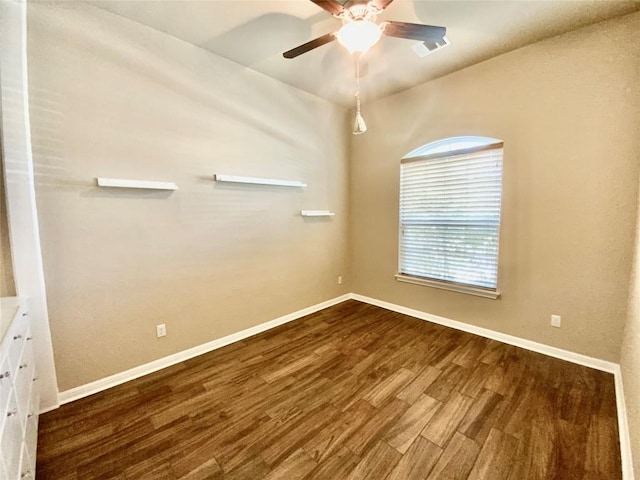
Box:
87;0;640;106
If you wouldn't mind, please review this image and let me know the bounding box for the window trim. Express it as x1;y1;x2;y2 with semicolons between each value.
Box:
394;273;501;299
401;141;504;164
397;139;504;299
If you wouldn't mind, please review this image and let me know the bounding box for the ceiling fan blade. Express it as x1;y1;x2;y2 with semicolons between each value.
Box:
381;21;446;43
370;0;394;11
283;32;337;59
310;0;345;16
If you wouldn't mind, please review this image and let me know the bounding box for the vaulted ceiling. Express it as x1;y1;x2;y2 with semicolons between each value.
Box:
88;0;640;106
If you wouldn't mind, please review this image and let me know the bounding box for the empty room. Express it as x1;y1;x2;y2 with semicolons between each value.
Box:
0;0;639;478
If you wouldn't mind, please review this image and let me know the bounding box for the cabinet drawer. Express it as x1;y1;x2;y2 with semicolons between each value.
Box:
0;391;22;480
5;314;28;375
0;355;11;419
0;454;7;480
19;442;35;480
14;334;35;424
24;386;39;468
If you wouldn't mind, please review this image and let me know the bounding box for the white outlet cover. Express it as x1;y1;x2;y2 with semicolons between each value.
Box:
551;315;561;328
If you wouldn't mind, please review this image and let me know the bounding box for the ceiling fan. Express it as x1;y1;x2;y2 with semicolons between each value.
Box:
282;0;447;59
282;0;447;135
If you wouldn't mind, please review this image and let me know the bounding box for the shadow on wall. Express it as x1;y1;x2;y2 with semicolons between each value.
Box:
200;13;313;67
34;5;327;151
200;10;366;97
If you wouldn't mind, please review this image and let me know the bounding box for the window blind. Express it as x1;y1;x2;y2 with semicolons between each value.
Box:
399;143;504;290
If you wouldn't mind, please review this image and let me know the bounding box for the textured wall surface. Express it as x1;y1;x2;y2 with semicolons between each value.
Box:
27;2;350;391
349;13;640;362
621;174;640;477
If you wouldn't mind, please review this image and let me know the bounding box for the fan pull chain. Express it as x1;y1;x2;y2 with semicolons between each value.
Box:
355;56;360;100
353;55;367;135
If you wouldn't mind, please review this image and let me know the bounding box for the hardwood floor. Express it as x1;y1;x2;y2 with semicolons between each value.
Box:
36;300;622;479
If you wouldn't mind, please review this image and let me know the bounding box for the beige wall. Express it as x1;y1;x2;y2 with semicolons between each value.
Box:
0;154;16;297
26;0;640;404
622;172;640;477
27;3;350;391
350;13;640;362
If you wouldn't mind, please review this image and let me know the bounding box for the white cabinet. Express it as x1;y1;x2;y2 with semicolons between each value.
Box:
0;298;39;480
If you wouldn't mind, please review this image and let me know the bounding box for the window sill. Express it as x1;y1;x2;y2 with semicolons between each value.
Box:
395;274;501;299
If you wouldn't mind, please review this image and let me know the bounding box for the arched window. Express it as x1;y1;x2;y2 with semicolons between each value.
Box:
397;137;504;298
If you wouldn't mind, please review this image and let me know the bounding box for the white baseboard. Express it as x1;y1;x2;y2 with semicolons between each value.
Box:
39;403;61;415
349;293;617;373
349;293;633;480
614;365;635;480
56;294;350;406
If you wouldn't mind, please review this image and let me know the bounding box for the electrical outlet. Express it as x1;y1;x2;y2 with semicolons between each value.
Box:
156;324;167;338
550;315;561;328
337;276;343;285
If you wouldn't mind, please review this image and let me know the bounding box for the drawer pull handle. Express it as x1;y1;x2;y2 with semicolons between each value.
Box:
7;409;18;417
0;371;10;379
14;334;22;340
19;363;28;369
21;471;32;478
33;377;39;382
27;412;34;418
27;336;33;341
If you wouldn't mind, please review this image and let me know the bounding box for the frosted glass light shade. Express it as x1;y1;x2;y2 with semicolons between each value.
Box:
337;20;381;54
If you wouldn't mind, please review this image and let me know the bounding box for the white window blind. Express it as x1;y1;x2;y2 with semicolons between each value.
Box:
399;142;504;291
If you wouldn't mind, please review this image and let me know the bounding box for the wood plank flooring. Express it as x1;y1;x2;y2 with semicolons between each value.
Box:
36;300;622;479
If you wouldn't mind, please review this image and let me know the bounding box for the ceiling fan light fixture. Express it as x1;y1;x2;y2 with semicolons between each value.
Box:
337;20;381;54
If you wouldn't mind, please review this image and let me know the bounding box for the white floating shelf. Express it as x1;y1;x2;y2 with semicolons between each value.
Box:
214;174;306;188
301;210;335;217
96;177;178;190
